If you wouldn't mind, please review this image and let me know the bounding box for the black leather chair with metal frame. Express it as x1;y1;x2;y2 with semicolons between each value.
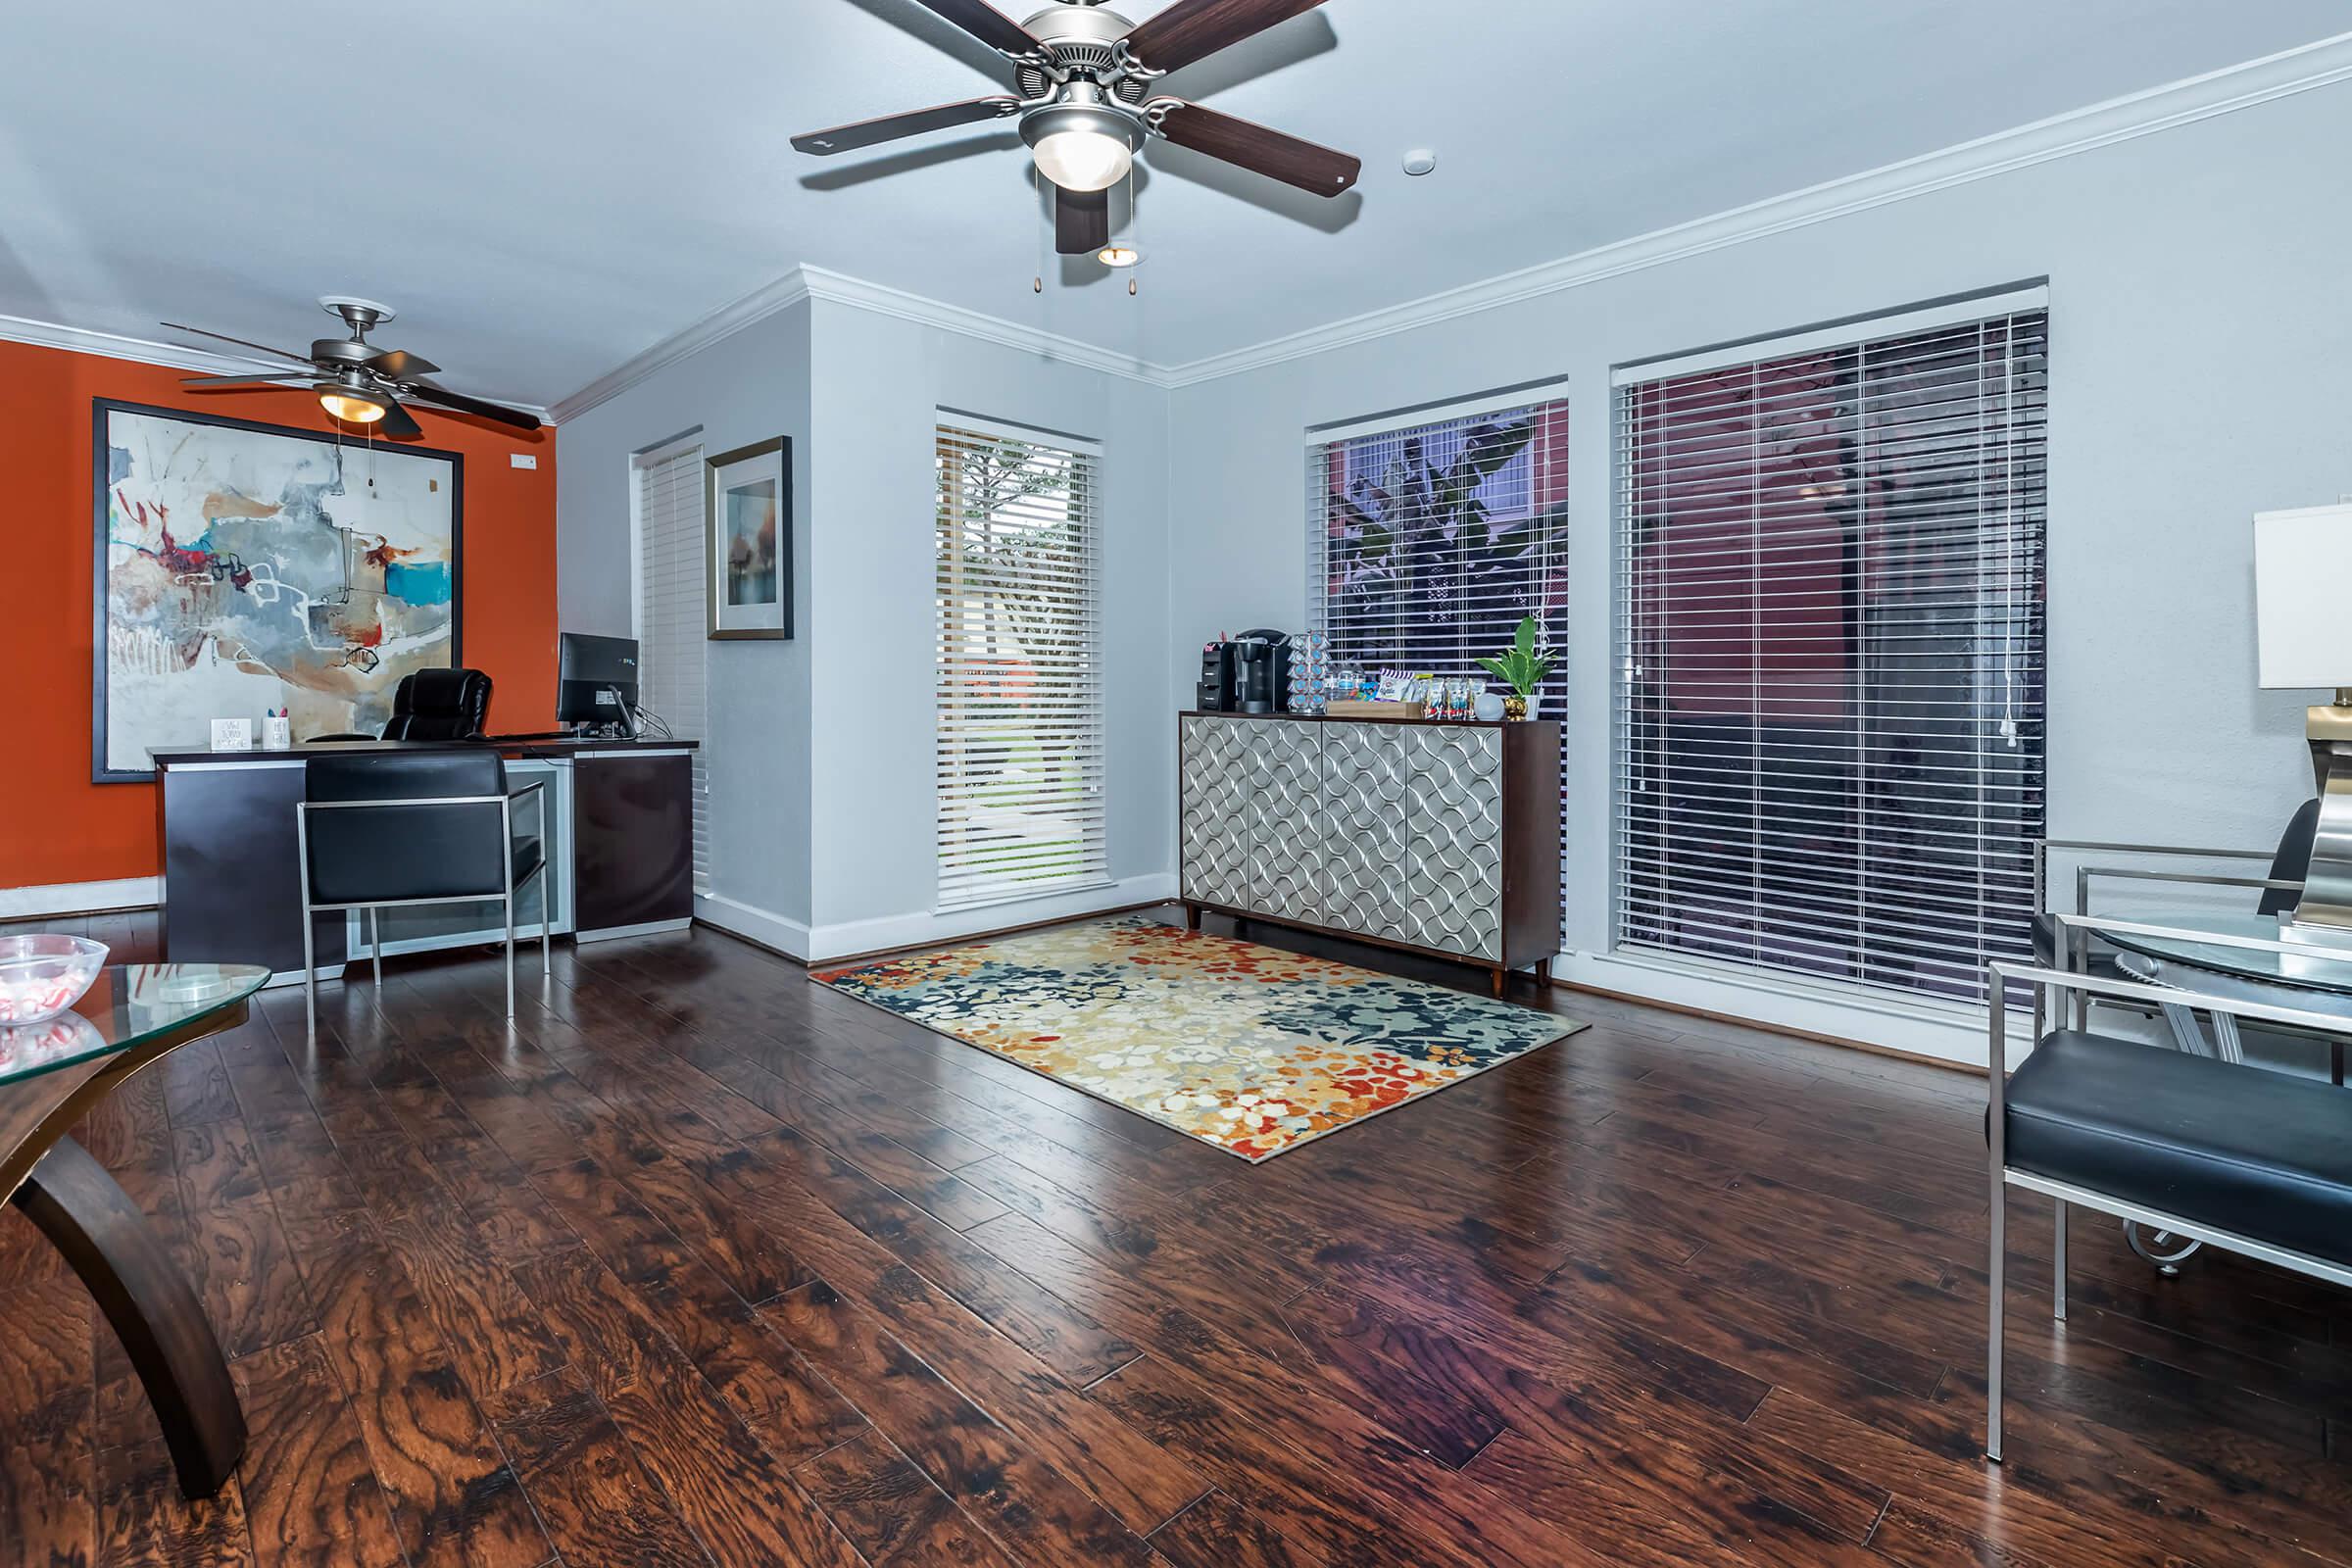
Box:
296;749;548;1034
309;667;494;744
1984;916;2352;1464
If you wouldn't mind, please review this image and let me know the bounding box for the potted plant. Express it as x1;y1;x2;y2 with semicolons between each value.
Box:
1476;614;1553;720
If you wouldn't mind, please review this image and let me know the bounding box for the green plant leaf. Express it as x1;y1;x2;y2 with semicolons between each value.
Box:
1514;615;1538;658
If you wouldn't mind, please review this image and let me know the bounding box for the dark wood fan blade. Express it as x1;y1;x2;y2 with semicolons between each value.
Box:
159;322;318;368
178;372;316;388
401;380;544;431
1152;102;1359;195
365;348;439;379
1119;0;1330;74
1055;188;1111;255
792;96;1022;155
376;399;423;440
909;0;1044;57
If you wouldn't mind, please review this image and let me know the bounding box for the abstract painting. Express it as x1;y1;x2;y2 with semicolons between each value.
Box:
92;400;462;780
706;436;791;640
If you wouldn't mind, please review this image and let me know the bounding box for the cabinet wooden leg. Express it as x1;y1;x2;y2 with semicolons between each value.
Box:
1536;958;1553;989
1184;903;1201;932
13;1137;246;1497
1490;967;1506;999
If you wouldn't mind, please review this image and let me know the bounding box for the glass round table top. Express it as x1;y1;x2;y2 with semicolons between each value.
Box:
0;963;269;1090
2098;911;2352;995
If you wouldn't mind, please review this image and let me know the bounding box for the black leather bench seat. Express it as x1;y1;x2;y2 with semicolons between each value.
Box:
2006;1031;2352;1269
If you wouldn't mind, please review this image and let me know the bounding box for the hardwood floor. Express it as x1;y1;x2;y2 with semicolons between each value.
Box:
3;906;2348;1566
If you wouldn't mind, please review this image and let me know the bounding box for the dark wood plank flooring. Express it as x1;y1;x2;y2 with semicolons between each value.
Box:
3;906;2347;1567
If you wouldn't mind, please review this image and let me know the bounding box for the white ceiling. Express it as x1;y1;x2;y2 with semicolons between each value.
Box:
4;1;2344;408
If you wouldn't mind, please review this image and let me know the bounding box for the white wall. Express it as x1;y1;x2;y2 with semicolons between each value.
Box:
1166;82;2352;1063
557;296;1172;961
557;304;815;943
801;300;1174;956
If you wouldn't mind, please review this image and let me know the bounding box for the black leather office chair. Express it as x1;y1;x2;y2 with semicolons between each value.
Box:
296;749;547;1033
309;667;494;744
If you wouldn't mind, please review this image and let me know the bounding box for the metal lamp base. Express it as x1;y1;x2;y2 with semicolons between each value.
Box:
2287;705;2352;935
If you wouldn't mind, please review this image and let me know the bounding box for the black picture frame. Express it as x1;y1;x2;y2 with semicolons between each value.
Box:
91;398;465;783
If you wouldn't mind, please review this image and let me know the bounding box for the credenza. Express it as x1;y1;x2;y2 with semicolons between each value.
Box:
1178;711;1561;994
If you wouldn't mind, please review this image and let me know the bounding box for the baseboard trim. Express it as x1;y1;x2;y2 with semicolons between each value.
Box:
0;877;162;920
694;892;813;961
816;899;1169;971
806;874;1179;967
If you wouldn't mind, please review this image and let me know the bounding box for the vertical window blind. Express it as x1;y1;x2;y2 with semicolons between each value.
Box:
633;442;710;892
1306;397;1570;715
1614;302;2048;1003
935;420;1108;910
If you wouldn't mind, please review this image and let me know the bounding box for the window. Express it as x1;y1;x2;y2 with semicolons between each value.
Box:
1614;298;2049;1004
935;419;1107;910
1307;396;1570;713
632;439;709;892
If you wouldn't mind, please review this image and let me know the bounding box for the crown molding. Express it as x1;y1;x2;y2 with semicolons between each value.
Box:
1152;29;2352;386
544;27;2352;413
0;313;557;421
0;313;298;379
547;264;1158;424
546;270;816;425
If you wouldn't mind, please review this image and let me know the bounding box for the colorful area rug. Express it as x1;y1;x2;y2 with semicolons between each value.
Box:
815;917;1583;1161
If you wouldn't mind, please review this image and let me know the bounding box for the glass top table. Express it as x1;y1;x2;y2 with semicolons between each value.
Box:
0;959;267;1500
0;962;270;1089
2096;910;2352;997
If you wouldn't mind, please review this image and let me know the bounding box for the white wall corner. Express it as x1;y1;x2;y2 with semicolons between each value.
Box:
0;877;163;919
694;891;813;961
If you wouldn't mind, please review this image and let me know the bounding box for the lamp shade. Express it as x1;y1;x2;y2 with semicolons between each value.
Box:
2254;503;2352;689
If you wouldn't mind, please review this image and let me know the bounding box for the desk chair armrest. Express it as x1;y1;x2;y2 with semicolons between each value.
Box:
507;779;548;838
1989;953;2352;1077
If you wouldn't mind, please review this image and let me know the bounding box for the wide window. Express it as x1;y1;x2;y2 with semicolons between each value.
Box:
1614;297;2049;1003
1307;396;1569;713
632;438;709;893
935;419;1108;910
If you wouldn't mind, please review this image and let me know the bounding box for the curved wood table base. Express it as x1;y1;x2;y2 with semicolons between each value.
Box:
13;1135;247;1495
1;997;257;1499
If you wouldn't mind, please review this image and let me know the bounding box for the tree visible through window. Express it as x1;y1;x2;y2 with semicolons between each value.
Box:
935;422;1107;910
1309;400;1569;714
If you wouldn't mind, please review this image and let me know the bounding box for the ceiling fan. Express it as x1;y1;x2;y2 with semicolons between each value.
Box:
791;0;1360;256
164;297;543;439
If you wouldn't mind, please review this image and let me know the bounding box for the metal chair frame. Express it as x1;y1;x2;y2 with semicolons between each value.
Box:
1984;920;2352;1465
296;780;549;1035
2031;837;2302;1034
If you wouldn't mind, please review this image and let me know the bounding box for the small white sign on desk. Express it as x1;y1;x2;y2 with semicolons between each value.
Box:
209;717;253;752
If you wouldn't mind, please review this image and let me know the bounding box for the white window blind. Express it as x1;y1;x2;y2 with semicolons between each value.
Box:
1306;397;1570;711
1614;303;2049;1004
935;420;1108;910
633;442;710;892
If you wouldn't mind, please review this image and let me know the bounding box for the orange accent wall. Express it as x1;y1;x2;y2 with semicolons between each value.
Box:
0;338;557;892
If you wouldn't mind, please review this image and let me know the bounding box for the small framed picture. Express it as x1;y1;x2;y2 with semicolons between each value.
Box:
706;437;792;640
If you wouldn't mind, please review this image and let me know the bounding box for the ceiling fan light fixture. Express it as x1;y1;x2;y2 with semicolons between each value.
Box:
1097;244;1142;267
318;380;387;425
1021;100;1139;193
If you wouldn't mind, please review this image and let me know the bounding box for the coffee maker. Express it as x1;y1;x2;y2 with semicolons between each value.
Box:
1232;629;1292;714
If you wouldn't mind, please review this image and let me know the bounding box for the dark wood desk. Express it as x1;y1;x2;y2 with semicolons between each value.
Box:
151;739;697;978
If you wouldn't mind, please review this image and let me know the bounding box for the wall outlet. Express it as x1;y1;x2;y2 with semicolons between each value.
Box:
511;453;538;469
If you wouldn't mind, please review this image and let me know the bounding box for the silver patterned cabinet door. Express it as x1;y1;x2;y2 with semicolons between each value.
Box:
1240;719;1323;920
1180;717;1252;907
1318;721;1409;941
1401;726;1505;960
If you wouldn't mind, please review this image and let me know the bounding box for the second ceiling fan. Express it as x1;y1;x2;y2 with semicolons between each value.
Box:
792;0;1359;255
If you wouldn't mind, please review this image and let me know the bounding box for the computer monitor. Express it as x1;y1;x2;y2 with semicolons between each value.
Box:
557;632;640;734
